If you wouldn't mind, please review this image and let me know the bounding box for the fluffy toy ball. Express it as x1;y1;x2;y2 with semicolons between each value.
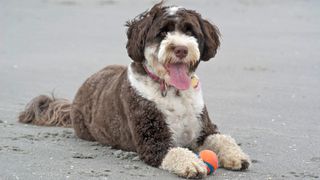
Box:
198;150;219;175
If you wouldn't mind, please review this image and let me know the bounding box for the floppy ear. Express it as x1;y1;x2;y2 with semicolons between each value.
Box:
126;3;162;62
199;19;221;61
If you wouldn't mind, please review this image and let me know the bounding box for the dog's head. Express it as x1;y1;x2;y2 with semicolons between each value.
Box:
126;2;220;90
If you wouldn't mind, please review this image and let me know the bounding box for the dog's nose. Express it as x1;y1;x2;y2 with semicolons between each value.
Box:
174;46;188;59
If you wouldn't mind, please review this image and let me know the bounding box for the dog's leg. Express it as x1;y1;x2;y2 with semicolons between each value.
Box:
128;95;207;178
198;134;251;170
197;107;250;170
131;117;207;178
160;147;207;178
70;107;95;141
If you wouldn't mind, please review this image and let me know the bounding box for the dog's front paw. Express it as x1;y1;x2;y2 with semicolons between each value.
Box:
220;149;251;171
199;134;251;171
161;147;207;178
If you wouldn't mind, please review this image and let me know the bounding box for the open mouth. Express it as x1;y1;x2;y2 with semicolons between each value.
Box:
166;63;191;90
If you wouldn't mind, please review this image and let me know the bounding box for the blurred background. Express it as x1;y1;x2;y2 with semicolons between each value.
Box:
0;0;319;179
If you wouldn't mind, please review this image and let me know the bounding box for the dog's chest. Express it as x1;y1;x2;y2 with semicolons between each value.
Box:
128;67;204;147
156;90;204;147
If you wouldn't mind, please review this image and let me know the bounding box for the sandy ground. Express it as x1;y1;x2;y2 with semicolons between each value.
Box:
1;0;320;179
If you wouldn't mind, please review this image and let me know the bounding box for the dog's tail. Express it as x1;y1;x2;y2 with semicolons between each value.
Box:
18;95;72;127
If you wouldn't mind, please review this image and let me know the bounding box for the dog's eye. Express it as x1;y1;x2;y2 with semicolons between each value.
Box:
185;30;193;36
158;23;175;38
160;30;167;37
183;23;195;36
158;28;168;37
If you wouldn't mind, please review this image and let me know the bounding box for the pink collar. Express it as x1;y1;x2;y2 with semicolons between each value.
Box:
143;64;168;97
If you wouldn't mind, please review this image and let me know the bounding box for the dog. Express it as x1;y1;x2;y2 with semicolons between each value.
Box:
19;2;250;178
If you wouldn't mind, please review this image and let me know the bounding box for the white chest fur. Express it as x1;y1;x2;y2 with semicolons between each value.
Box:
128;66;204;147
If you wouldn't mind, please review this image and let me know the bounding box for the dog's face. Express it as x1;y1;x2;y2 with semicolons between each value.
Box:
126;3;220;90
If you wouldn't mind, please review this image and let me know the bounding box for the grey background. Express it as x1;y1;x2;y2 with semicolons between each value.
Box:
0;0;319;179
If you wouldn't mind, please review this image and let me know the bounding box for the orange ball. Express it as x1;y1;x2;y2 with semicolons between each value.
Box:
198;150;219;174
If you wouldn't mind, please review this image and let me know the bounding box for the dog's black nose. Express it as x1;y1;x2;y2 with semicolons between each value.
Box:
174;46;188;59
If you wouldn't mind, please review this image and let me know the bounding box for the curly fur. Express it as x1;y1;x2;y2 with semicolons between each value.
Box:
198;134;251;170
19;95;72;127
18;3;251;178
161;147;207;178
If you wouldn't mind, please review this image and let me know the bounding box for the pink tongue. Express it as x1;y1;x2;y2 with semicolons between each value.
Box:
168;64;191;90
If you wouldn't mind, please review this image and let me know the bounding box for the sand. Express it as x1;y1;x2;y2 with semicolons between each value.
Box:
0;0;319;179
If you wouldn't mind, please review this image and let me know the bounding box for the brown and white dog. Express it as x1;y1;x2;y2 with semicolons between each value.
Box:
19;2;250;178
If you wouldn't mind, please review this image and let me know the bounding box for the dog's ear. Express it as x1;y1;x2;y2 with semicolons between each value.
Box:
199;19;221;61
126;15;151;63
126;3;163;62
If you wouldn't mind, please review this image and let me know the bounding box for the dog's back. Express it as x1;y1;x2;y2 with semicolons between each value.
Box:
19;65;136;151
71;65;137;151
